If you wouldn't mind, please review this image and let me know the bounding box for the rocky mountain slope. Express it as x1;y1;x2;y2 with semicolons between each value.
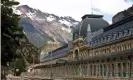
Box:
14;5;79;47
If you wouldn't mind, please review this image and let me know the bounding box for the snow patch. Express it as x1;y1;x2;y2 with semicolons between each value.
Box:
23;31;26;34
73;22;79;25
61;27;71;33
26;12;35;20
59;19;72;26
47;15;56;21
108;21;112;24
14;10;22;15
36;18;46;23
21;15;27;18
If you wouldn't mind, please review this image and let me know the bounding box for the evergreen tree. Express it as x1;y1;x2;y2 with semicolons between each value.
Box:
1;0;41;77
1;0;24;66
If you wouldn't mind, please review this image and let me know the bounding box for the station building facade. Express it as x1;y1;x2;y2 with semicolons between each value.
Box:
23;14;133;80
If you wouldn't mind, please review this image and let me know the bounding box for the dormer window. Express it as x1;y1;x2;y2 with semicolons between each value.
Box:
127;30;130;35
89;41;93;46
95;40;98;44
101;38;104;43
104;36;108;42
108;34;112;41
88;42;91;46
123;30;128;36
98;39;101;44
95;40;97;45
112;33;117;40
97;39;100;44
93;40;95;45
106;36;109;42
102;37;106;43
118;31;123;38
129;28;133;35
116;32;119;39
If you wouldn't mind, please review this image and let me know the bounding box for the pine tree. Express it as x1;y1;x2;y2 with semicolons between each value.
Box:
1;0;24;66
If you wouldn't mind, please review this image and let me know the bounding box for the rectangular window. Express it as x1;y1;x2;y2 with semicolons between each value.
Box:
90;65;92;76
112;64;114;77
104;64;107;76
118;63;121;77
123;63;126;77
94;65;96;76
100;65;103;76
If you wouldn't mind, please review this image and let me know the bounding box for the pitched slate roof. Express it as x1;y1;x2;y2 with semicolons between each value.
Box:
73;14;109;39
87;15;133;46
41;43;72;62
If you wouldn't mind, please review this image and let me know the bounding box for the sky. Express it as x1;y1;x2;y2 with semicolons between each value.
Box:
17;0;133;24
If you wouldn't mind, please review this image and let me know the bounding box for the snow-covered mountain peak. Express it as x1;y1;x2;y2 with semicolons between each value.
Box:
15;5;79;47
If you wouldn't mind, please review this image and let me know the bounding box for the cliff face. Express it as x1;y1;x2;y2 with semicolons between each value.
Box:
112;5;133;23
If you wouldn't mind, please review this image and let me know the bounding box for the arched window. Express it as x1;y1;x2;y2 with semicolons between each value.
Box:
122;45;125;50
97;50;99;55
117;46;119;51
108;48;111;53
125;44;127;50
111;46;115;52
117;46;121;51
101;49;103;55
104;49;106;54
127;43;132;49
119;46;122;51
85;50;88;57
